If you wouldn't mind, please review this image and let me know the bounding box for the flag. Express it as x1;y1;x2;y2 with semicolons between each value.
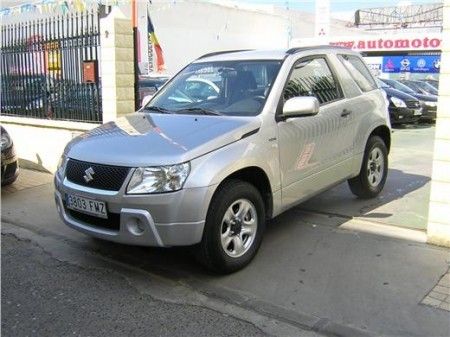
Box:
147;12;165;72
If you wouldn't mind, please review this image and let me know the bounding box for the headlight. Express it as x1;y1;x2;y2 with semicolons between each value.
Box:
56;154;68;178
0;130;12;150
390;96;407;108
127;162;190;194
423;101;437;107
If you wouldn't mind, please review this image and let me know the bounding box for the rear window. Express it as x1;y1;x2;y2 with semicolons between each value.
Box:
338;55;377;92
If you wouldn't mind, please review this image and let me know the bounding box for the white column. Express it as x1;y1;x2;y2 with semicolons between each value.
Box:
427;0;450;247
99;8;135;122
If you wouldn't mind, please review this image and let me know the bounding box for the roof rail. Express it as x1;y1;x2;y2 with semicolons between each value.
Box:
197;49;254;59
286;45;350;55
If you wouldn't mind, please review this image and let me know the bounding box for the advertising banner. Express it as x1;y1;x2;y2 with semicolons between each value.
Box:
292;33;442;52
382;55;440;73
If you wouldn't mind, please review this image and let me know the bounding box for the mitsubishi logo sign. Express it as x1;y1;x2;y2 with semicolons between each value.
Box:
83;167;95;183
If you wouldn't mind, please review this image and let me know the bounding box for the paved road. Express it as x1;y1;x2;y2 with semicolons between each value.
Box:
2;125;450;337
2;234;268;337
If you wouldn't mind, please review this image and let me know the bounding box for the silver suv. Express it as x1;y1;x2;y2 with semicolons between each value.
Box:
55;47;390;273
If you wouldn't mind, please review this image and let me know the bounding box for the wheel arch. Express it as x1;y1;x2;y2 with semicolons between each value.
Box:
214;166;273;220
368;125;391;154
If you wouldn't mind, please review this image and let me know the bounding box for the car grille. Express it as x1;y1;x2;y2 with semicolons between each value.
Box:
405;100;420;109
66;159;130;191
66;208;120;231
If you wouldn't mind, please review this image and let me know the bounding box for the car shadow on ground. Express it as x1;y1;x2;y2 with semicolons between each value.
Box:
83;167;430;278
392;122;434;130
295;168;430;227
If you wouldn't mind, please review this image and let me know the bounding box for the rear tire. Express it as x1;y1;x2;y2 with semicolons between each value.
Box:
348;136;388;199
196;179;265;274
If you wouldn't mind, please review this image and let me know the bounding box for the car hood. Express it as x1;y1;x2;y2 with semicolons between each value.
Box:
411;93;437;102
65;113;261;166
382;87;418;101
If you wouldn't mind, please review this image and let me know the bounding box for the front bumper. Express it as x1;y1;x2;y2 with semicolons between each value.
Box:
421;104;437;121
389;107;421;124
54;173;215;247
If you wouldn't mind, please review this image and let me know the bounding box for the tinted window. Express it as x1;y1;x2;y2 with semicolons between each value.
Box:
283;57;342;105
338;54;377;92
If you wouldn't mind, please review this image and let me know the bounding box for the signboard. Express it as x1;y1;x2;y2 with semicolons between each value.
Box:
82;60;98;83
382;55;441;73
44;41;61;72
292;33;442;52
329;36;441;52
364;56;383;76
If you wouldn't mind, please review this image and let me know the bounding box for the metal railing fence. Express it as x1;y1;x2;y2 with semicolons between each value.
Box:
1;9;102;123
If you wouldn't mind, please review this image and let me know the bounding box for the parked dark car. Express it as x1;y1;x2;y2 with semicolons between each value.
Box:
51;82;102;122
377;79;422;125
1;126;19;186
399;80;439;96
1;74;55;117
423;79;439;90
380;78;437;122
138;76;169;106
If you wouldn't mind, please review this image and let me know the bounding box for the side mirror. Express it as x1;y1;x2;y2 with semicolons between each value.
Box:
282;96;319;119
141;95;153;108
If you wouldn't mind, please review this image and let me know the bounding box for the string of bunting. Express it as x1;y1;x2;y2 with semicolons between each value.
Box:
0;0;124;17
0;0;180;18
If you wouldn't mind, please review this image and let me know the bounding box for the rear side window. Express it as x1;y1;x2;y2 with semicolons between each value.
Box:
338;54;377;92
284;57;342;105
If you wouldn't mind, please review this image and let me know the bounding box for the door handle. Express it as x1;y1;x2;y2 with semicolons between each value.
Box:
341;109;352;117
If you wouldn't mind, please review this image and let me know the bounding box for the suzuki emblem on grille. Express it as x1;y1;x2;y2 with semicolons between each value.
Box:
83;167;95;183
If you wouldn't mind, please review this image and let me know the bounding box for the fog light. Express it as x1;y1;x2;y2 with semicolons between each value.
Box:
127;218;145;236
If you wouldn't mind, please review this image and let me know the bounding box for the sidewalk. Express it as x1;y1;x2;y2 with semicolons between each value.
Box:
2;169;450;337
1;168;53;194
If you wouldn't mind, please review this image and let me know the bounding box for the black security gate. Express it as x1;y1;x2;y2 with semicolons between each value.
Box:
1;10;102;122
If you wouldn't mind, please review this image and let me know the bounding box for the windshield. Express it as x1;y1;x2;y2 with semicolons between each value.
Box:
414;81;438;95
382;79;416;94
145;60;282;116
402;81;423;93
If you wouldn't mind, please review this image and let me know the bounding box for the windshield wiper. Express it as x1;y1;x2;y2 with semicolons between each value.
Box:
142;106;173;114
175;108;223;116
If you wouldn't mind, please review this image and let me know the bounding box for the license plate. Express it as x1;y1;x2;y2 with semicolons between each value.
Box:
413;109;422;116
66;194;108;219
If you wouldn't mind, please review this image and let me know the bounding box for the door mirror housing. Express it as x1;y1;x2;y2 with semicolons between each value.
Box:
281;96;319;120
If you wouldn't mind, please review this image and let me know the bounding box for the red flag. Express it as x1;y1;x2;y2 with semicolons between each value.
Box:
148;13;165;72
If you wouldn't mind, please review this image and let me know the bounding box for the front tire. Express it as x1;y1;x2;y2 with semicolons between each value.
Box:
196;179;265;274
348;136;388;199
